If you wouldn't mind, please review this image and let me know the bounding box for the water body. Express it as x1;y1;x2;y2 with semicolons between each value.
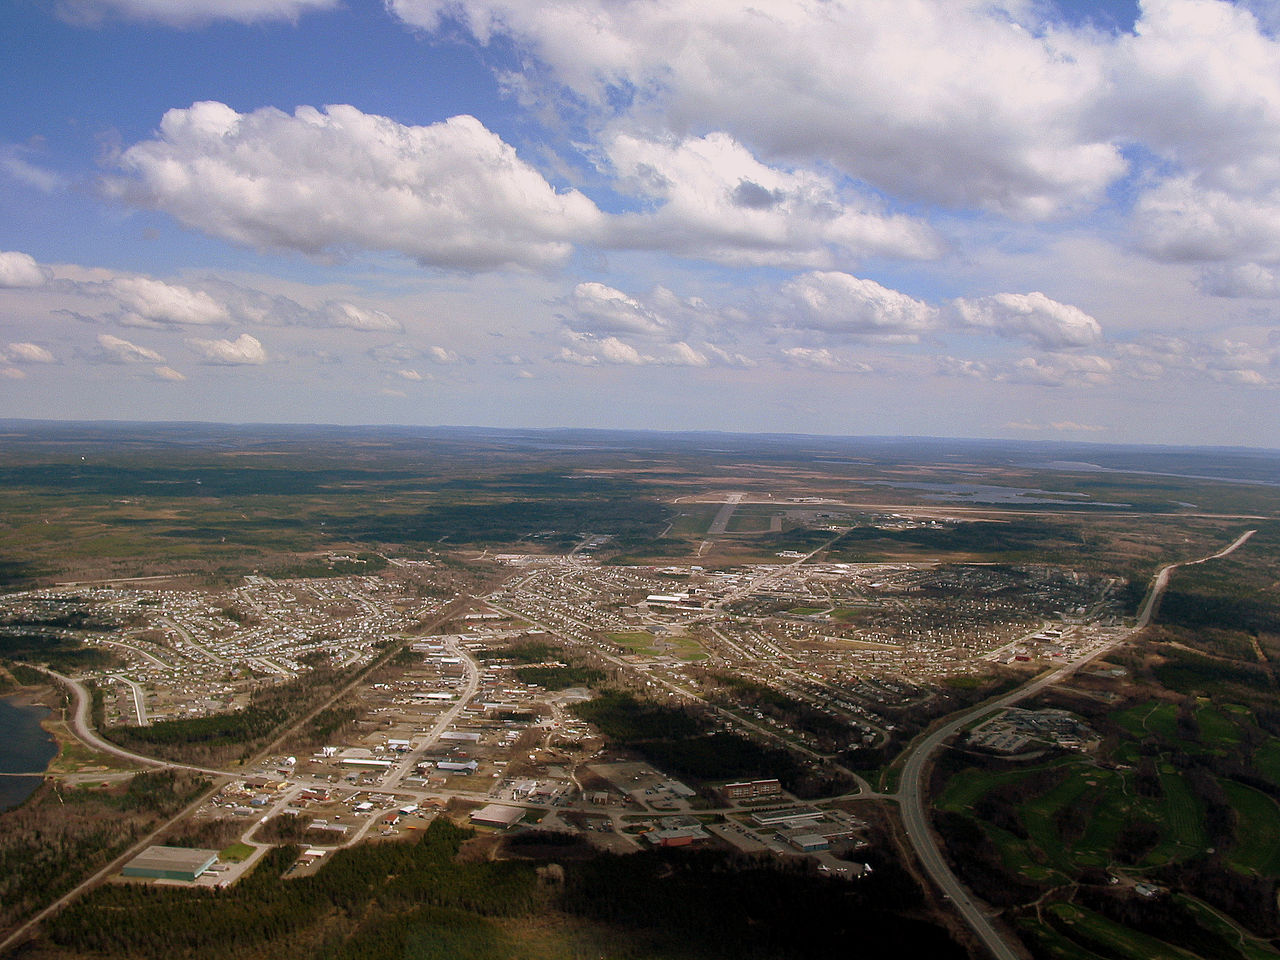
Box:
0;695;57;812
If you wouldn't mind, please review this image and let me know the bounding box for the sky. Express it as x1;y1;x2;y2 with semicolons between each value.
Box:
3;0;1280;447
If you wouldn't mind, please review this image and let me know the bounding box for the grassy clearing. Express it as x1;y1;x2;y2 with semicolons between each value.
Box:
1223;781;1280;875
219;842;254;862
1020;767;1104;872
665;507;720;537
1112;700;1161;738
935;766;1031;813
1142;772;1206;864
1047;902;1203;960
607;631;705;662
1197;704;1245;746
1176;895;1280;960
1018;915;1111;960
1253;741;1280;787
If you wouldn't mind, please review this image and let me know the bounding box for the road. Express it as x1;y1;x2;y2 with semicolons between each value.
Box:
0;591;489;955
39;667;231;778
385;636;483;786
895;529;1256;960
109;674;149;725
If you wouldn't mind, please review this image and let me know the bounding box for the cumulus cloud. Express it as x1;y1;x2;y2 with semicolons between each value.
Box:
566;282;675;339
107;276;230;327
396;368;423;381
780;272;938;342
601;131;939;266
952;292;1102;349
5;342;55;364
49;267;406;334
57;0;337;26
0;251;49;288
186;333;267;365
110;102;603;271
779;347;874;373
322;302;402;332
937;353;1113;387
1111;0;1280;194
554;334;709;367
97;333;165;363
390;0;1125;219
1133;178;1280;263
1199;262;1280;298
154;365;187;381
1114;334;1278;385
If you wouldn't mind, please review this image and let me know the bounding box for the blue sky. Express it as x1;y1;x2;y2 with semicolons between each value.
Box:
2;0;1280;446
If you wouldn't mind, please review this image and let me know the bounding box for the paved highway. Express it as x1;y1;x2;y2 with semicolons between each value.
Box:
41;667;231;778
896;529;1255;960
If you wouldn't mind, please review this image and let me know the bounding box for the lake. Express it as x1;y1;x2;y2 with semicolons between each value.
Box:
0;695;58;812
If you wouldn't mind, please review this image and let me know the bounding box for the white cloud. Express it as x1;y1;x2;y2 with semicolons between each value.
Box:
0;251;49;288
97;333;165;363
186;333;268;365
937;352;1113;386
391;0;1125;218
1133;178;1280;263
426;346;459;364
1199;262;1280;297
601;131;939;266
553;334;710;367
780;271;938;341
154;365;187;381
1114;334;1278;386
952;292;1102;349
111;102;604;271
1111;0;1280;195
57;0;337;26
1;368;26;380
322;302;402;332
0;146;62;193
1006;420;1107;433
780;347;872;373
566;282;674;339
5;342;55;364
108;276;230;327
396;368;424;381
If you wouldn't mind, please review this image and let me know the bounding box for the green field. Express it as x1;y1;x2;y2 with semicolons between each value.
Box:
218;842;254;863
1046;903;1204;960
1223;781;1280;875
606;631;705;661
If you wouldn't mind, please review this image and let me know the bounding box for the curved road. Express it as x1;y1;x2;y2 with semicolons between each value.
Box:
39;667;233;778
897;529;1255;960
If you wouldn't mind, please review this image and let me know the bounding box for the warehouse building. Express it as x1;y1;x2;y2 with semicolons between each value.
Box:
469;803;525;828
721;779;783;802
122;846;219;882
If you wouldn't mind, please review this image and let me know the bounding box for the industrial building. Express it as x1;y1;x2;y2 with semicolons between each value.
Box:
122;846;219;882
469;803;525;828
721;779;783;801
750;806;824;827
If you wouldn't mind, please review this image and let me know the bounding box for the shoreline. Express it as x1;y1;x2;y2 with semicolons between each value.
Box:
0;686;61;791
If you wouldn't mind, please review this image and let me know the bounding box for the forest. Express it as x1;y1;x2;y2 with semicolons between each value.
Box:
30;818;964;960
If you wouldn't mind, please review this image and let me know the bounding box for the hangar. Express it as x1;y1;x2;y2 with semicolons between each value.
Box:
122;846;219;882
